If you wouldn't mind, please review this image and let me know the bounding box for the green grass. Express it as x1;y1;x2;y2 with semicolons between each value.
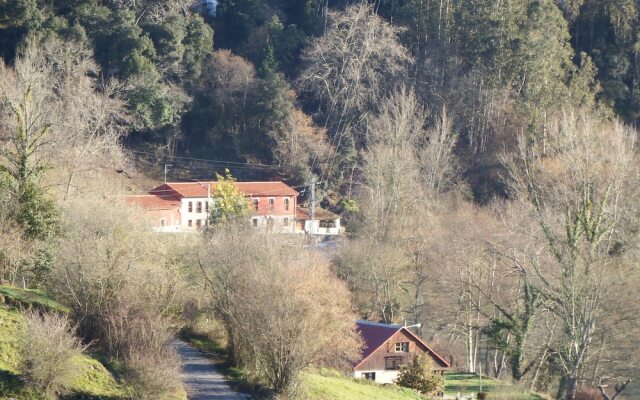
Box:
444;372;544;399
0;306;22;374
302;369;424;400
0;285;70;314
0;286;127;400
181;327;550;400
179;326;226;354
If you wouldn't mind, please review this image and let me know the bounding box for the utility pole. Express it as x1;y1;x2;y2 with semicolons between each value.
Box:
164;164;173;183
479;363;483;393
308;176;316;235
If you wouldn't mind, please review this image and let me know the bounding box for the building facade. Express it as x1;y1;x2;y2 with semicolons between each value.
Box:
124;181;298;233
295;207;342;235
353;320;450;385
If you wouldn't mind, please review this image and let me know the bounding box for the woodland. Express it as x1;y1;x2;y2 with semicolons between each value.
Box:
0;0;639;399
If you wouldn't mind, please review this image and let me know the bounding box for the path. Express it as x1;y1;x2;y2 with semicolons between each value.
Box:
172;339;248;400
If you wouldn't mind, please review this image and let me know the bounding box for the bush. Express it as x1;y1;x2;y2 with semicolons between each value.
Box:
575;386;602;400
18;310;86;398
477;392;489;400
104;302;182;400
394;355;445;396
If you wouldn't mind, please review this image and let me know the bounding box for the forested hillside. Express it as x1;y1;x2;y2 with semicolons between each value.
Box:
1;0;638;195
1;1;639;400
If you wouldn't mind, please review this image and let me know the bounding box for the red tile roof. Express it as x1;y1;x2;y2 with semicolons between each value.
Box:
295;206;340;221
123;195;180;210
355;320;450;369
150;181;298;198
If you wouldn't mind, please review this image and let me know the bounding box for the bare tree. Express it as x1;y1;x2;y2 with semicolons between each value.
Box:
270;108;333;184
298;2;412;182
419;106;458;194
0;39;127;202
198;226;361;395
360;87;425;239
504;110;640;400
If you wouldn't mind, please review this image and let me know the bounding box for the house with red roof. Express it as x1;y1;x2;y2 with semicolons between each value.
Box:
354;320;450;384
124;181;299;232
294;206;342;235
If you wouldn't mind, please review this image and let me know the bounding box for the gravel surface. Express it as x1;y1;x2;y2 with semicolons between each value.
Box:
173;340;249;400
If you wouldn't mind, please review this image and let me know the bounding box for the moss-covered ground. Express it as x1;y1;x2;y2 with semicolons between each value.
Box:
0;285;125;400
444;372;545;399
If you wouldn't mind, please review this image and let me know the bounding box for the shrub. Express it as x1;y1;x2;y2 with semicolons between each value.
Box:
18;310;86;397
104;302;182;400
394;354;445;396
575;386;602;400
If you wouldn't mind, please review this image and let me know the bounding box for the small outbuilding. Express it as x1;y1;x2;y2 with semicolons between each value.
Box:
295;206;341;235
353;320;450;384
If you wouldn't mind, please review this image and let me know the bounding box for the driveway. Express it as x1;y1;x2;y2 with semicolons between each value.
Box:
172;339;248;400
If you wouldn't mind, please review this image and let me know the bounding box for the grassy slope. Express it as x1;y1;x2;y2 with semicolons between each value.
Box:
302;369;423;400
0;285;125;400
182;329;545;400
445;373;544;399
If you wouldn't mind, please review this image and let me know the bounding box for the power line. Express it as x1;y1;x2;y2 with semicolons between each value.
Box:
129;150;280;170
123;182;316;199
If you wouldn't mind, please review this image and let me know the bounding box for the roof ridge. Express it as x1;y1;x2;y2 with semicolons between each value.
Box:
356;319;402;329
165;181;287;184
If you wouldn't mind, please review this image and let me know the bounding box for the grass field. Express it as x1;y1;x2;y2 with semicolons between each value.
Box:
302;369;424;400
0;285;126;400
444;372;544;399
0;285;70;314
181;328;548;400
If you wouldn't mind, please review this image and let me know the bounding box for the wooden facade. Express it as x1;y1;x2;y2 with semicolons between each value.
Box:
353;320;450;384
355;329;449;372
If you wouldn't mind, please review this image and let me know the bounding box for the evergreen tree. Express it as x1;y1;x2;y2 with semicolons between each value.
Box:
395;355;445;396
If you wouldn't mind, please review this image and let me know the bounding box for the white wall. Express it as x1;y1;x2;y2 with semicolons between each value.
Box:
353;370;399;384
179;197;296;232
250;215;296;233
180;197;210;229
303;218;341;235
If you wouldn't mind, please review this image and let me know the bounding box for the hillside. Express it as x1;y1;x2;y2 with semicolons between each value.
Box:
303;370;544;400
182;331;545;400
0;285;126;400
1;0;639;398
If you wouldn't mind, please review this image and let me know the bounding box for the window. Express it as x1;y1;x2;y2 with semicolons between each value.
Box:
196;202;202;213
320;220;337;228
385;356;404;370
188;220;193;227
252;198;259;211
160;218;165;227
268;198;275;211
206;202;209;213
252;219;258;227
196;219;202;228
188;201;193;212
284;197;290;211
363;372;376;381
283;217;289;227
395;342;410;353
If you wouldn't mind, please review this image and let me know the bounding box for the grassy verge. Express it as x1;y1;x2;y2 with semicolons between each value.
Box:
178;326;269;397
302;368;424;400
179;327;427;400
444;372;545;400
181;326;552;400
0;285;70;314
0;285;127;400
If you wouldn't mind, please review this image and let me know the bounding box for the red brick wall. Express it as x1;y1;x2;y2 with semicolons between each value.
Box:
144;208;180;227
249;195;296;216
